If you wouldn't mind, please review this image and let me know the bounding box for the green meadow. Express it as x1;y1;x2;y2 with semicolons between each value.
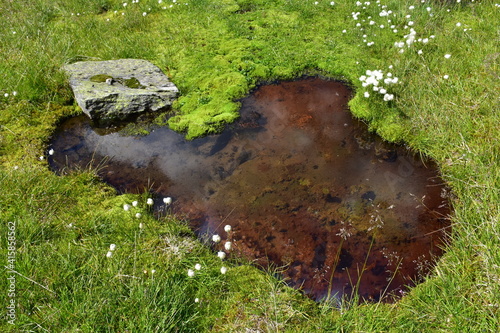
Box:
1;0;499;331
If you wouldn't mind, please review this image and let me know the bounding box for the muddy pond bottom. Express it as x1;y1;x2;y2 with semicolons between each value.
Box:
50;78;450;302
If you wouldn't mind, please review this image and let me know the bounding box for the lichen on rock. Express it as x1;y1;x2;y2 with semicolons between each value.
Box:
64;59;179;126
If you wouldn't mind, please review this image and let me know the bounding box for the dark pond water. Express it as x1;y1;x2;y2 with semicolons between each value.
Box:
49;78;451;302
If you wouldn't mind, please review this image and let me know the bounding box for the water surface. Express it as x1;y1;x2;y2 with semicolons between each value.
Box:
49;78;450;301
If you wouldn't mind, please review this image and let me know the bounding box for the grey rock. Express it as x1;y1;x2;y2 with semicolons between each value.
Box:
63;59;179;125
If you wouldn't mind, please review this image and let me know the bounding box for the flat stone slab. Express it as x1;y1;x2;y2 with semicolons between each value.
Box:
63;59;179;125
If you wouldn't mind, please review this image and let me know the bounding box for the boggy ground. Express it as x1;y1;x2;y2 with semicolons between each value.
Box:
50;78;450;302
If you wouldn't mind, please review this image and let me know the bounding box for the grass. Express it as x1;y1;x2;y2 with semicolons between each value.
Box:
1;0;499;331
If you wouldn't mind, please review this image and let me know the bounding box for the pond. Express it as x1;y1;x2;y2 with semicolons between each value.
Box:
49;77;451;302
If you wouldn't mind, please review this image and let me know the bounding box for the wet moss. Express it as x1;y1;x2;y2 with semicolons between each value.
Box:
89;74;113;82
123;77;145;89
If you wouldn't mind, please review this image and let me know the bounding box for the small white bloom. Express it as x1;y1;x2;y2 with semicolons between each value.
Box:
408;21;414;26
383;93;394;101
163;197;172;205
12;91;17;96
422;38;429;44
194;297;199;303
379;88;387;94
147;198;154;205
48;149;54;155
139;222;144;229
443;75;449;79
220;267;227;274
106;251;113;258
136;213;142;219
426;7;432;12
39;156;44;161
142;12;147;16
123;2;127;7
143;270;148;274
132;200;138;207
123;204;131;211
330;1;335;5
217;251;226;259
187;269;195;277
212;234;221;243
224;224;232;233
364;92;370;98
224;242;232;251
109;244;116;251
4;93;9;98
417;50;423;55
195;263;202;270
456;22;461;27
409;5;414;10
342;29;347;33
444;54;451;59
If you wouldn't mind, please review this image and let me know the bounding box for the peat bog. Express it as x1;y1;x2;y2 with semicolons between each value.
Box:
49;78;451;302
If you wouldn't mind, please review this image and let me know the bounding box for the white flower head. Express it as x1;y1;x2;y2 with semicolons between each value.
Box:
147;198;154;205
220;266;228;274
364;91;370;98
48;149;54;155
217;251;226;260
187;269;195;277
195;263;202;270
212;234;221;243
383;93;394;101
139;222;144;228
163;197;172;205
224;225;232;233
194;297;200;303
443;75;449;79
109;244;116;251
123;204;131;211
136;213;142;219
106;251;113;258
224;242;232;251
132;200;138;207
444;54;451;59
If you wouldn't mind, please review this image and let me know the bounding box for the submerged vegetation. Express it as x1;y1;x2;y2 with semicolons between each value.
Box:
1;0;499;331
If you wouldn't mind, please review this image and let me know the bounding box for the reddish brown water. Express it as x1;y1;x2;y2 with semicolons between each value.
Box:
49;78;450;302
